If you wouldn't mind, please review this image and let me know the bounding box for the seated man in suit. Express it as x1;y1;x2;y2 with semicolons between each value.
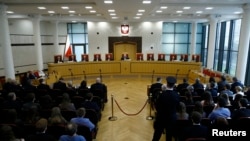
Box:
121;53;129;60
53;77;67;91
231;98;250;120
59;122;86;141
106;54;113;61
137;54;143;61
180;54;188;61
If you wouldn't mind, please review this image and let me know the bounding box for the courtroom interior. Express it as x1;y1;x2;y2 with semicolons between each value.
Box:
0;0;250;141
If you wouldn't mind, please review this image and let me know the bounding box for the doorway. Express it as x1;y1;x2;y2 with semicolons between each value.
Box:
114;42;137;61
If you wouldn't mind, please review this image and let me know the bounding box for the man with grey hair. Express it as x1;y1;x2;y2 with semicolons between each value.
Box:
90;77;108;102
59;122;86;141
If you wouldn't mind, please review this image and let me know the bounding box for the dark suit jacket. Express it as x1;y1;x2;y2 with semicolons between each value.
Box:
181;125;208;141
231;108;250;120
53;81;67;91
155;90;180;123
230;81;244;94
37;84;50;91
26;133;56;141
176;82;189;93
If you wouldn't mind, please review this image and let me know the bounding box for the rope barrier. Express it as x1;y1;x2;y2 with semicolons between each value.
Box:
113;97;148;116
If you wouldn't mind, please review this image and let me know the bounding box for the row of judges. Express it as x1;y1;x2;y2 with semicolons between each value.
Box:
54;53;200;63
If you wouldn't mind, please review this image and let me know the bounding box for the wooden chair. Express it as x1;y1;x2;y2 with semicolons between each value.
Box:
93;54;102;61
180;54;188;61
68;54;77;62
81;54;89;62
158;54;165;61
54;55;63;63
105;53;113;61
170;54;177;61
192;54;200;62
147;53;154;61
136;53;143;61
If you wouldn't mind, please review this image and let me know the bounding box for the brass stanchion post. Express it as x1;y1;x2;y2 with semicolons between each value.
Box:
108;95;117;121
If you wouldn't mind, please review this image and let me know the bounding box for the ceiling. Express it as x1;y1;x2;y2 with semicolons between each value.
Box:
1;0;250;23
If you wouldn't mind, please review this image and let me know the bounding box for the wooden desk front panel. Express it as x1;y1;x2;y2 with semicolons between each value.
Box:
48;61;201;77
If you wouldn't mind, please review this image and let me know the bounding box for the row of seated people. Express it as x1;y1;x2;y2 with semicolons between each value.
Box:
54;53;201;63
0;90;102;141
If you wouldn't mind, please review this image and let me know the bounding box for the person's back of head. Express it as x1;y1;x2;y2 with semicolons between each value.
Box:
191;111;202;124
65;122;78;136
232;77;238;82
187;85;194;92
161;84;167;91
235;86;242;92
7;92;16;101
96;77;101;83
76;108;86;117
210;82;215;88
194;101;203;114
156;77;162;83
195;78;200;84
240;98;248;107
0;125;16;141
80;80;87;87
234;94;243;101
217;97;227;108
177;102;186;113
35;118;48;133
225;83;231;90
220;75;226;81
183;78;187;83
51;107;62;117
62;93;71;102
85;93;93;101
25;92;35;102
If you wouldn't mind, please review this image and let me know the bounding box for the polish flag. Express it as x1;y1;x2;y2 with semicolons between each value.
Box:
64;35;72;58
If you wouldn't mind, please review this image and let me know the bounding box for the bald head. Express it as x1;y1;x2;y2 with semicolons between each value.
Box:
96;77;101;83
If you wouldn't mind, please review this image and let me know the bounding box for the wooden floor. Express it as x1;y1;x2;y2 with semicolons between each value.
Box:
73;75;170;141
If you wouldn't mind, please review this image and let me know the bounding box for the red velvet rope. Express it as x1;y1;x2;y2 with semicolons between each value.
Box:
113;98;148;116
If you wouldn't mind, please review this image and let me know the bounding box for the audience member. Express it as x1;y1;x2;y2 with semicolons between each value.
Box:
26;118;56;141
231;94;243;110
59;93;76;111
176;78;189;94
206;82;218;97
233;86;244;100
219;93;231;106
150;77;163;101
186;85;197;96
231;98;250;120
176;102;189;120
39;95;54;110
193;101;206;118
152;76;179;141
208;97;231;123
48;107;68;126
82;92;101;119
180;111;208;141
183;90;194;106
37;78;50;91
192;78;204;90
78;80;89;90
200;91;215;107
0;125;24;141
70;108;95;132
53;77;67;91
2;92;22;113
59;122;86;141
217;75;228;93
22;93;41;118
230;76;244;94
90;77;108;102
158;54;165;61
93;55;102;61
220;83;234;98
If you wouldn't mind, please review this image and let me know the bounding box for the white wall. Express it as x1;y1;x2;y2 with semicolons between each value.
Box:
0;19;162;76
88;21;162;60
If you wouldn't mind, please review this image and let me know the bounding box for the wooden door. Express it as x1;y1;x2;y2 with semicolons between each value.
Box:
114;42;137;61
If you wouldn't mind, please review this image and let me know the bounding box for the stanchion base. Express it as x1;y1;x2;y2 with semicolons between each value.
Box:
146;116;154;120
108;116;117;121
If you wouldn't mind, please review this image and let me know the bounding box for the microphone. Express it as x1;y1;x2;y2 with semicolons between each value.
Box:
83;71;86;80
99;69;101;73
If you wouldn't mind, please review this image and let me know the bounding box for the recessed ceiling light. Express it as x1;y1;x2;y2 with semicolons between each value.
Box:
142;0;151;4
61;6;69;9
38;7;46;10
85;6;93;9
111;17;118;19
110;13;116;16
104;0;113;4
108;9;115;12
48;11;55;14
69;11;75;13
160;6;167;9
156;10;162;13
173;21;178;23
206;7;213;10
176;11;183;13
138;9;145;12
183;7;190;9
96;14;102;16
72;21;77;23
234;11;241;14
196;11;203;14
90;10;96;13
6;11;14;14
134;17;141;19
137;13;143;16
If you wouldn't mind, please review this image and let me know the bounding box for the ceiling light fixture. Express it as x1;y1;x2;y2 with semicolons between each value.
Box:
48;11;55;14
142;0;151;4
183;7;190;9
90;10;96;13
38;7;46;10
160;6;167;9
85;6;93;9
69;11;75;13
176;11;183;13
206;7;213;10
104;0;113;4
108;9;115;12
156;10;162;13
138;9;145;12
61;6;69;9
6;11;14;14
196;11;203;14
